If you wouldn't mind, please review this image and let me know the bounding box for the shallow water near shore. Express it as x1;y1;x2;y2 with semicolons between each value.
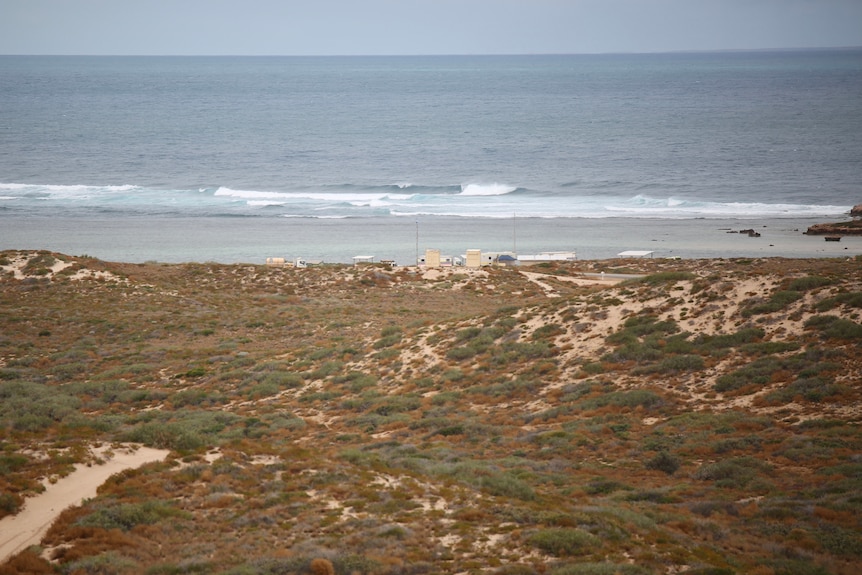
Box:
4;215;860;265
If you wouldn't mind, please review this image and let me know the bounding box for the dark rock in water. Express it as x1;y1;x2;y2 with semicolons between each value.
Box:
851;204;862;218
739;229;761;237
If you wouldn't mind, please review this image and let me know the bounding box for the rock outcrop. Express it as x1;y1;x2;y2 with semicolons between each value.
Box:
805;220;862;235
851;203;862;218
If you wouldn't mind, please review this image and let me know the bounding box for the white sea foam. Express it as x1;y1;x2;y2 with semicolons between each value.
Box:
214;186;413;203
246;200;288;207
459;183;517;196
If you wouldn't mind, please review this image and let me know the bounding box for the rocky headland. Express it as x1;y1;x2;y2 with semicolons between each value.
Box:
804;203;862;235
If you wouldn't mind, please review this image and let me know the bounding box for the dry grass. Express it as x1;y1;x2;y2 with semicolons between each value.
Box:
1;250;861;574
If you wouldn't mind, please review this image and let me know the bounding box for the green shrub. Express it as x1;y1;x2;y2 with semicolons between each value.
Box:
447;345;478;361
172;388;224;407
0;380;82;430
491;341;555;364
739;341;799;355
742;290;802;316
371;395;421;415
634;271;696;286
309;360;344;379
373;333;402;349
532;323;564;340
261;371;303;388
579;389;665;411
608;315;678;342
603;341;663;364
549;564;651;575
694;456;771;489
0;492;22;515
653;354;705;373
805;315;862;340
584;479;628;495
645;451;681;475
714;355;810;393
478;473;536;501
815;291;862;312
786;276;833;292
63;551;138;574
77;500;188;531
763;377;844;404
494;565;539;575
455;326;483;342
694;327;764;351
527;528;599;556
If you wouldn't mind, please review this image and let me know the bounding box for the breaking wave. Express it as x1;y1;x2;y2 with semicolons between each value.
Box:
0;183;851;220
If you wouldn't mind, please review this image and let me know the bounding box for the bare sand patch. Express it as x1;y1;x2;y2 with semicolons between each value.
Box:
0;444;169;563
519;270;622;297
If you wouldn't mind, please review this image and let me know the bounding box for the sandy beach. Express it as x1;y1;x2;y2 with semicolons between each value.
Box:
2;215;860;266
0;445;169;564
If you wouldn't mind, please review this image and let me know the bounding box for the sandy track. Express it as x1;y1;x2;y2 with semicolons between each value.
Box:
0;445;170;564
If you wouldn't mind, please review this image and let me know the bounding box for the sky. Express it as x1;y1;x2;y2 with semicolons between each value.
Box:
1;0;861;56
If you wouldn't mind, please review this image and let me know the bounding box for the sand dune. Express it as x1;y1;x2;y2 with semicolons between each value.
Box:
0;445;169;563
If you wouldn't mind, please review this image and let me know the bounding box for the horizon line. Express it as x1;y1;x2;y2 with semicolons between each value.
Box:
2;46;862;58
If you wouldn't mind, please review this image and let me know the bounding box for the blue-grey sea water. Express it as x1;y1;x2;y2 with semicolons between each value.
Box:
1;51;861;263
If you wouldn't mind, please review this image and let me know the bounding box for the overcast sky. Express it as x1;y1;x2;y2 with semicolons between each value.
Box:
2;0;861;56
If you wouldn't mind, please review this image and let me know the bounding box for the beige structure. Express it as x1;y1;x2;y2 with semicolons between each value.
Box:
424;248;441;268
465;249;482;268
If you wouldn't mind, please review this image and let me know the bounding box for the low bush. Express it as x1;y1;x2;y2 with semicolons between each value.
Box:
693;327;764;351
694;456;771;489
527;528;599;557
714;356;805;393
62;551;139;574
742;290;802;316
786;276;833;292
763;376;844;404
634;271;696;286
645;451;681;475
649;354;705;373
579;389;666;412
815;291;862;312
549;564;651;575
77;500;188;531
607;315;679;342
805;315;862;340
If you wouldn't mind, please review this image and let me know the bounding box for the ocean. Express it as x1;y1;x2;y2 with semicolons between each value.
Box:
2;51;861;264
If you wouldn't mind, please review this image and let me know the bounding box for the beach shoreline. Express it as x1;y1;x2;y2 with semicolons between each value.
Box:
2;215;860;266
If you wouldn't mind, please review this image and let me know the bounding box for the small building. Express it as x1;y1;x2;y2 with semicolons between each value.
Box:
481;251;517;266
266;257;286;267
423;248;441;268
617;250;655;258
352;255;375;266
496;253;518;266
465;249;483;268
517;251;577;263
